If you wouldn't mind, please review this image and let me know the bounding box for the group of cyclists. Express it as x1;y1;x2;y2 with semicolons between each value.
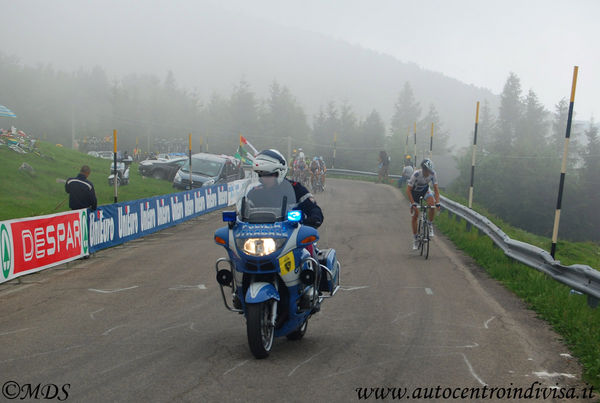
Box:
260;145;439;252
290;148;327;193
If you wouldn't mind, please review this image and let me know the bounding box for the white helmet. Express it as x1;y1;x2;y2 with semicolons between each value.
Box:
253;149;288;184
421;158;434;171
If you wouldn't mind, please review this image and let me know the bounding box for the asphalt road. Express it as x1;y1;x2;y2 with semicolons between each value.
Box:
0;179;590;402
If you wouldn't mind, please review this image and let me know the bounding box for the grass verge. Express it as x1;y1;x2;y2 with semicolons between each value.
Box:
0;141;175;220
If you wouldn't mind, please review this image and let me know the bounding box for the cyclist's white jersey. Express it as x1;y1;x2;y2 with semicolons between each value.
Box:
408;169;438;192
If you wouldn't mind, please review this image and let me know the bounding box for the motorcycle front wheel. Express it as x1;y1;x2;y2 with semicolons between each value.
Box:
246;300;275;359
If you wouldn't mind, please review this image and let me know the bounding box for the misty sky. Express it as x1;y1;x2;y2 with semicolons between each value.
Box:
223;0;598;120
1;0;598;122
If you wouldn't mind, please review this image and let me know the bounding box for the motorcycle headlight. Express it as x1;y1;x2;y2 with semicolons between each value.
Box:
236;238;286;256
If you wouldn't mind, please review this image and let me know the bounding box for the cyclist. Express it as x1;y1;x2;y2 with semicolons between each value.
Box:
399;158;414;187
407;158;441;250
310;157;321;189
318;156;327;189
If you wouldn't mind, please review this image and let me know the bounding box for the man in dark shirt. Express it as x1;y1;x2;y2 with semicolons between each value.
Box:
65;165;97;210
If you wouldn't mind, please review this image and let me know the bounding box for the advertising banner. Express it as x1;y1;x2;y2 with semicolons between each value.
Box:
88;183;231;253
1;209;88;284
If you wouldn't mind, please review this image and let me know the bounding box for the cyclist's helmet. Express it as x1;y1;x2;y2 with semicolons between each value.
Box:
319;156;324;161
313;156;319;161
253;149;288;184
421;158;434;171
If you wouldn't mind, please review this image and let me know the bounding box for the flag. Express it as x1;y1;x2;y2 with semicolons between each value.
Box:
234;145;254;165
240;135;259;156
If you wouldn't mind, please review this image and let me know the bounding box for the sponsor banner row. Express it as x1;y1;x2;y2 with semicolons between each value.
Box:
1;179;252;284
1;209;88;284
89;183;231;252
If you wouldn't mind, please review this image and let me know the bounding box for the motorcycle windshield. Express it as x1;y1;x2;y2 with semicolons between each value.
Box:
238;180;297;224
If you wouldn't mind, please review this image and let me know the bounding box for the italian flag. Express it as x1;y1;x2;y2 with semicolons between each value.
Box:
235;135;258;164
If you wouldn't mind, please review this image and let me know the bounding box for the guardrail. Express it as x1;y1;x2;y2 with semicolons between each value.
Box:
328;168;600;308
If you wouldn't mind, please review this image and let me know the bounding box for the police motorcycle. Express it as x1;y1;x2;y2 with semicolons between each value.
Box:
214;180;340;358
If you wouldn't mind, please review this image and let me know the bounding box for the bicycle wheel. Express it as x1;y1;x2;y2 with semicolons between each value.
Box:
423;223;430;259
418;217;424;255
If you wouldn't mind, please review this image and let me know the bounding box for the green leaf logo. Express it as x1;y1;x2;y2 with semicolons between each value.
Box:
81;211;89;255
1;224;12;279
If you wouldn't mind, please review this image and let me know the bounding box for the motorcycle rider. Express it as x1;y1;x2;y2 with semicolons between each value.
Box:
251;149;323;229
249;149;323;310
407;158;441;250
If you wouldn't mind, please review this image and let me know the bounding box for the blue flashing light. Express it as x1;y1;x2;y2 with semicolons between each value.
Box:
222;211;236;222
287;210;302;222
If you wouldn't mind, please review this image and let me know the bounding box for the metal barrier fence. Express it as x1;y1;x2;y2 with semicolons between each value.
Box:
328;168;600;308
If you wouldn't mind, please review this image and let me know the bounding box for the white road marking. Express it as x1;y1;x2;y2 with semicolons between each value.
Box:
102;325;126;336
89;308;104;320
339;286;369;291
89;286;139;294
0;328;31;337
533;371;576;379
483;316;496;329
0;284;35;296
424;288;433;295
379;342;479;349
169;284;207;291
0;344;85;364
560;353;572;358
462;353;487;386
158;322;192;333
99;350;164;375
223;360;249;376
391;312;415;324
288;349;327;377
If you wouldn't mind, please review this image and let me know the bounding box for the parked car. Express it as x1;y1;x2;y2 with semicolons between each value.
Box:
172;153;244;189
97;151;114;160
139;157;188;181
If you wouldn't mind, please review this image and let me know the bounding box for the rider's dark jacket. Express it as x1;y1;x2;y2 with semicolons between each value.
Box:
289;179;323;228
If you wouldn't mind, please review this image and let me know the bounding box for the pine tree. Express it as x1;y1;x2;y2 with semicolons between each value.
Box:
390;82;421;138
492;73;523;153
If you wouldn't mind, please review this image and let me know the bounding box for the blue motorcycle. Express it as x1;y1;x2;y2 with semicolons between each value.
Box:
214;180;340;358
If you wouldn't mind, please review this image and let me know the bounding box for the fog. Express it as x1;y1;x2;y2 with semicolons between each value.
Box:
2;0;599;240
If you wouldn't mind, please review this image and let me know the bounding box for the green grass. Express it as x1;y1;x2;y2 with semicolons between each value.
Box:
0;141;175;220
435;209;600;388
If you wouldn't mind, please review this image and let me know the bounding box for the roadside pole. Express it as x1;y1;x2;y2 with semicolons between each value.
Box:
429;123;434;159
113;129;118;203
188;133;193;190
413;122;417;164
332;132;337;169
551;66;579;258
468;102;480;209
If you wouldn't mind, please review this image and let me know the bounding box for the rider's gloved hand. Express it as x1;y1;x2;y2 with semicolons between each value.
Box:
304;216;322;228
435;203;441;211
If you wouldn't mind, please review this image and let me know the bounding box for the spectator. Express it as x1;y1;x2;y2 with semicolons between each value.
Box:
378;151;390;183
65;165;97;210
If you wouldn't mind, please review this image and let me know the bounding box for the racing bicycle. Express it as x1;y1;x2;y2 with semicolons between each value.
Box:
414;197;436;259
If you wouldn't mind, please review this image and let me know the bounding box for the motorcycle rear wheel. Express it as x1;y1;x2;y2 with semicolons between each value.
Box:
246;300;275;359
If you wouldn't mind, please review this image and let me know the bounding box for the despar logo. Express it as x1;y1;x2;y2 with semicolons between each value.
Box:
80;210;88;255
1;223;13;279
